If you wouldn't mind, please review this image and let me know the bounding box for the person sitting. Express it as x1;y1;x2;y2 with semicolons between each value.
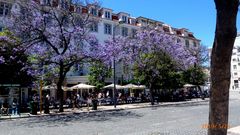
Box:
1;100;9;115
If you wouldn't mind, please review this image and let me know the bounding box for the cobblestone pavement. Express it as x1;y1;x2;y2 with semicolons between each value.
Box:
0;91;239;135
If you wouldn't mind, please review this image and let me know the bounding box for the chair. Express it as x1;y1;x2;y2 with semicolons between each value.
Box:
1;106;9;116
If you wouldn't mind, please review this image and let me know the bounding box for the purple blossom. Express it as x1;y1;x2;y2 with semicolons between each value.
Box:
102;29;196;70
0;56;5;64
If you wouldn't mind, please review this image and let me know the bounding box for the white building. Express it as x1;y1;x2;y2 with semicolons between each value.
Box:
0;0;201;85
230;33;240;91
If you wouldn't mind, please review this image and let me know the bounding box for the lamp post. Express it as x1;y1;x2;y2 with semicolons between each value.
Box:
112;20;124;108
40;79;43;113
39;64;45;114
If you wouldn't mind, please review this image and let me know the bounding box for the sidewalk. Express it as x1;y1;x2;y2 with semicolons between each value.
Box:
0;98;209;120
228;126;240;135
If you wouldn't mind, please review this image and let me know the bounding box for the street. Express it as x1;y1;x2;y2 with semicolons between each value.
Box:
0;91;240;135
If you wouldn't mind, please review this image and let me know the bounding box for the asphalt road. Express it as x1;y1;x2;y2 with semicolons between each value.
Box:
1;91;240;135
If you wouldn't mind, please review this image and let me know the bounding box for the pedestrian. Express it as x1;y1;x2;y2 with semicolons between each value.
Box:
12;98;17;115
44;95;50;114
76;94;80;108
66;97;71;107
72;94;76;110
87;96;92;112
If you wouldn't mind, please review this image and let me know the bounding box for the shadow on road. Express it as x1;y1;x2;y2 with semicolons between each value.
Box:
147;101;209;111
10;110;143;128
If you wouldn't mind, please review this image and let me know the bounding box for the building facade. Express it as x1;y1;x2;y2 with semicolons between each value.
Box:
230;33;240;91
0;0;201;85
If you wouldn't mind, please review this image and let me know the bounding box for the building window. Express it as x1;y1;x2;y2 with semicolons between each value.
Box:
131;29;137;37
61;1;68;9
234;65;237;69
105;11;111;19
62;16;68;25
177;38;181;43
122;15;127;23
44;15;51;24
0;2;11;16
104;23;112;35
121;27;128;37
90;23;98;32
76;7;81;13
233;58;237;61
90;8;97;16
234;72;238;76
193;42;197;47
234;80;239;88
237;47;240;53
43;0;51;6
185;40;190;48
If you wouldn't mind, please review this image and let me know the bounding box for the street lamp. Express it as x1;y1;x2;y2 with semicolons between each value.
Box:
112;19;124;108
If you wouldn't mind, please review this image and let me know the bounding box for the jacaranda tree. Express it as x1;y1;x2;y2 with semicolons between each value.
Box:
103;28;196;105
0;31;35;86
8;1;102;112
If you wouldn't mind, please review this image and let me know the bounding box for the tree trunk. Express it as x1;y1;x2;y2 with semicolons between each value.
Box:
149;84;154;105
57;78;64;112
57;62;66;112
208;0;238;135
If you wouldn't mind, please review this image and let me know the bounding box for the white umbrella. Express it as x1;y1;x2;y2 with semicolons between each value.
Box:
123;84;146;89
70;83;96;97
184;84;196;87
71;83;96;89
103;84;124;89
123;83;139;89
123;84;146;97
42;84;57;90
137;85;146;89
43;84;71;91
62;87;73;91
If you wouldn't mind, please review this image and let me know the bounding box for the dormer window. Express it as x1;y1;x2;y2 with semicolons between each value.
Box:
176;30;182;35
163;26;170;32
129;18;136;25
105;11;111;19
148;21;154;26
188;33;195;38
90;8;97;16
122;15;127;23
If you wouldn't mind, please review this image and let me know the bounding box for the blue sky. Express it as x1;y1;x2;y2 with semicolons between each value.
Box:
101;0;240;48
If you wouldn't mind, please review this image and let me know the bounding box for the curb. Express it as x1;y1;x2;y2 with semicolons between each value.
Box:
0;99;209;121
